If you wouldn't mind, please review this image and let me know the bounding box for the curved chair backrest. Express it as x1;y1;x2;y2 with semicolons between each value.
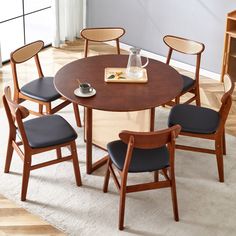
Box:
3;86;29;120
3;86;30;147
80;27;125;57
11;40;44;64
221;74;234;103
163;35;205;55
81;27;125;42
219;74;234;130
119;125;181;149
10;41;44;93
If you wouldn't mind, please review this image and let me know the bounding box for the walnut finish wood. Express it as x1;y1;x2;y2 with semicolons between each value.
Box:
1;40;236;235
174;74;234;182
54;55;182;111
10;40;81;126
103;125;181;230
54;54;183;174
80;27;125;58
3;86;82;201
163;35;205;106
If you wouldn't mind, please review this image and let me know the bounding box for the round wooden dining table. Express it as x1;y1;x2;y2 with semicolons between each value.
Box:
54;54;183;174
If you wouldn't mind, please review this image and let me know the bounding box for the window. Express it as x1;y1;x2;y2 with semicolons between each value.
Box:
0;0;52;62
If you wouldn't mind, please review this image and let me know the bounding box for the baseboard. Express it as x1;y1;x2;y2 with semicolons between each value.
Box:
107;41;221;81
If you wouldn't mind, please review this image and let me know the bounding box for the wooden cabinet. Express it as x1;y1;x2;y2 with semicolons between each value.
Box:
221;10;236;82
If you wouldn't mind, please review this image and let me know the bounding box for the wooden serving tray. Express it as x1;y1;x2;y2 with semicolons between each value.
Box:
104;67;148;83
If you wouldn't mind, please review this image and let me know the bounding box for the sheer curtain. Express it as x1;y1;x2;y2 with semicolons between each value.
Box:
52;0;86;47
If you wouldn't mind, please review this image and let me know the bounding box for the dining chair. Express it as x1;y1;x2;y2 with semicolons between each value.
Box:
80;27;125;57
103;125;181;230
10;40;81;127
3;86;82;201
163;35;205;106
168;74;234;182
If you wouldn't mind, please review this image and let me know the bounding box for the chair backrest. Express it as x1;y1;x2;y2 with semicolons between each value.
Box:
163;35;205;82
118;125;181;173
11;40;44;64
219;74;235;130
119;125;181;149
163;35;204;55
10;40;44;93
81;27;125;42
80;27;125;57
3;86;30;146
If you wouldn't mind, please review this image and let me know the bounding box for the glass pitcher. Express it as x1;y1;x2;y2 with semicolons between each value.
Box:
126;47;149;78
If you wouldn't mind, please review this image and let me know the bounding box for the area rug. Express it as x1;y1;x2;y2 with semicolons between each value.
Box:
0;105;236;236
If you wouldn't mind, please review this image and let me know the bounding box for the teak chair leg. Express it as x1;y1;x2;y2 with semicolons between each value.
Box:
5;137;14;173
170;171;179;221
215;140;224;182
39;104;43;114
222;130;226;155
195;87;201;106
71;141;82;186
103;159;111;193
73;103;82;127
45;103;51;114
21;155;32;201
119;182;127;230
154;170;159;182
56;148;62;159
175;96;180;105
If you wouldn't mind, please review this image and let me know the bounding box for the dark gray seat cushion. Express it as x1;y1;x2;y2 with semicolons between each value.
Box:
168;104;220;134
107;140;169;172
181;74;195;92
23;115;77;148
21;77;61;102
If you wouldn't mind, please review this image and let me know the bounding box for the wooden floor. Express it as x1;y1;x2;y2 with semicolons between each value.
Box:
0;194;64;235
0;39;235;235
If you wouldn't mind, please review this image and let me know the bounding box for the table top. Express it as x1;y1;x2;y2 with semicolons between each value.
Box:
54;55;183;112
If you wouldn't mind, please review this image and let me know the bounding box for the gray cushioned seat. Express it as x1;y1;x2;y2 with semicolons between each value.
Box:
168;104;220;134
181;74;195;92
20;77;61;102
107;140;169;172
23;115;77;148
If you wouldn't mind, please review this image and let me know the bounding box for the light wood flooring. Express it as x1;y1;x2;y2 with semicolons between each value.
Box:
0;39;235;235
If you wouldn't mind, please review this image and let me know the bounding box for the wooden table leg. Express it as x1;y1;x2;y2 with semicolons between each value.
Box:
85;107;93;174
150;107;155;131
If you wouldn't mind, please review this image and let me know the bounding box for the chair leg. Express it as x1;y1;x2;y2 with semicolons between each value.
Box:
4;137;14;173
215;140;224;182
39;104;43;114
154;170;159;182
56;148;62;159
175;96;180;104
196;87;201;106
103;159;111;193
71;141;82;186
45;103;52;114
73;103;82;127
119;183;127;230
170;171;179;221
222;129;226;155
21;155;31;201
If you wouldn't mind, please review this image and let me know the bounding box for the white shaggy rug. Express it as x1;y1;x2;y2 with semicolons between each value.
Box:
0;105;236;236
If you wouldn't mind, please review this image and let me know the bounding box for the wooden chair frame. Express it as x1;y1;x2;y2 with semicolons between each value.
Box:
3;86;82;201
80;27;125;58
10;40;81;126
174;74;234;182
163;35;205;106
103;125;181;230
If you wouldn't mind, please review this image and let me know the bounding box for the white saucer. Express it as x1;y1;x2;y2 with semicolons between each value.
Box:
74;88;96;98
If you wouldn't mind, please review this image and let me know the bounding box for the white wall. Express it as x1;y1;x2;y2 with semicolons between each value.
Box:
86;0;236;75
